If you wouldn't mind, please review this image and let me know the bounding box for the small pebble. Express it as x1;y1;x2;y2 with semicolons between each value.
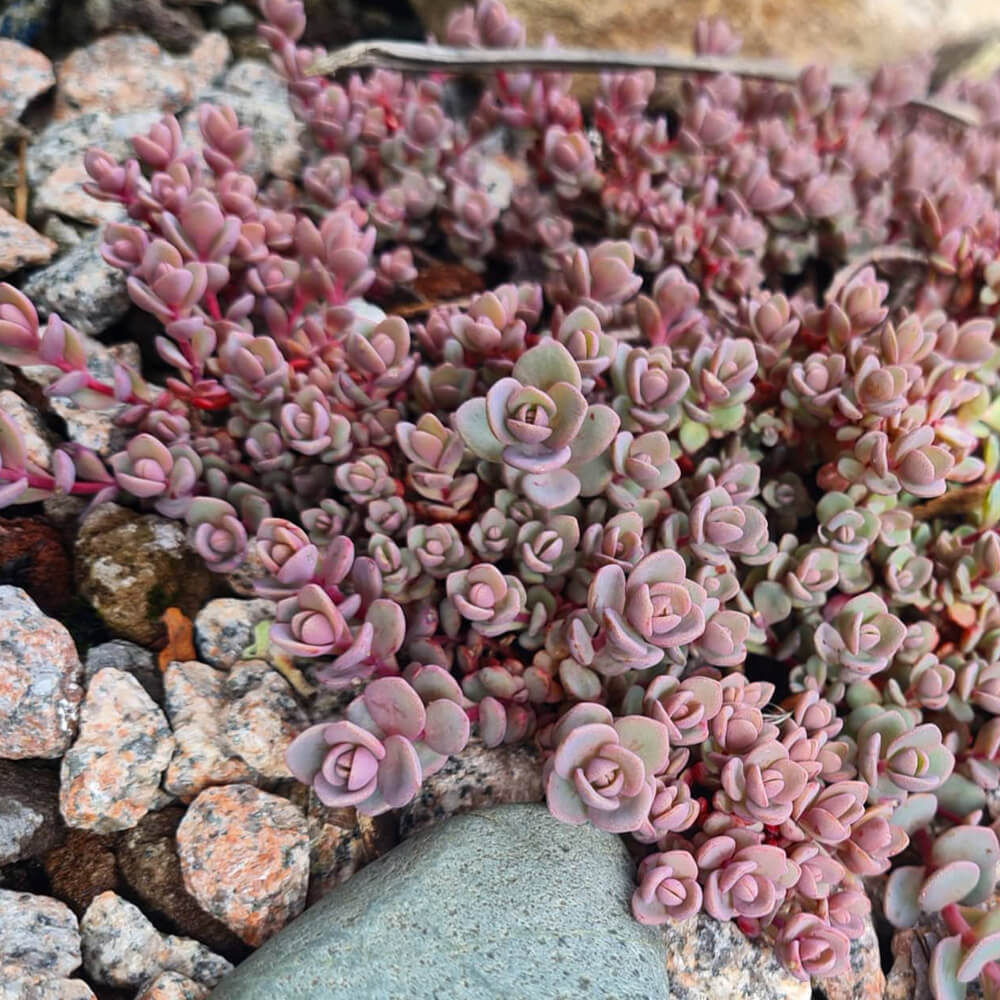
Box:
85;640;163;704
60;668;175;833
0;968;96;999
221;659;308;779
0;206;56;275
0;37;53;118
177;784;310;946
0;586;83;759
193;597;275;669
0;890;82;977
0;760;63;864
163;661;258;798
81;891;232;989
137;971;210;1000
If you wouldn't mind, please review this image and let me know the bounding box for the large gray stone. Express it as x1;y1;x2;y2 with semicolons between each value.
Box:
208;804;668;1000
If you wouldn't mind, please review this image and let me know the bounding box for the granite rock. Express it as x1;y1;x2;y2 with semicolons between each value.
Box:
116;806;246;960
0;969;96;999
0;36;52;118
812;907;884;1000
193;598;275;670
0;586;83;759
221;660;307;779
163;661;258;798
22;231;128;334
662;911;810;1000
0;390;53;470
136;972;209;1000
303;793;396;903
0;760;63;864
183;61;301;181
177;784;310;947
84;640;163;705
397;738;544;838
80;892;232;990
54;32;229;121
207;804;668;1000
59;668;175;833
75;504;215;645
0;888;81;976
28;110;160;226
0;206;55;275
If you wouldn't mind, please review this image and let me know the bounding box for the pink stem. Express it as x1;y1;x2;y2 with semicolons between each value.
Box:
0;467;110;496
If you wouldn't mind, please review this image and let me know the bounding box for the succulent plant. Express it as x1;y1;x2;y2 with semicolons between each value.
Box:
1;0;999;990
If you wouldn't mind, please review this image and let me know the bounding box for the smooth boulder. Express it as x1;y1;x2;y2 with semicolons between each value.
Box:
208;803;668;1000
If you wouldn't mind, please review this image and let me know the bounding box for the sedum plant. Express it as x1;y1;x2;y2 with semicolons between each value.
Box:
4;0;1000;991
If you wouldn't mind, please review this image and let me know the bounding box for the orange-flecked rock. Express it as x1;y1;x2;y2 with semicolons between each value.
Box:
0;967;96;999
0;38;53;119
0;586;83;759
59;668;175;833
163;661;259;799
136;972;209;1000
53;32;230;121
43;828;121;916
177;784;310;947
0;207;56;276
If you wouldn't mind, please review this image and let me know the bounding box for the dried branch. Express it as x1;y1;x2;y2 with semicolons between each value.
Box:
307;40;982;128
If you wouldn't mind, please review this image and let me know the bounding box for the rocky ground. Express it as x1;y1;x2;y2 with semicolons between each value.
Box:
0;1;994;998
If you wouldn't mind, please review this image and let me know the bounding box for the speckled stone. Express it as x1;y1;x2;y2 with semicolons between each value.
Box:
0;889;82;976
183;60;301;181
163;661;257;798
813;909;884;1000
177;784;310;947
28;110;160;226
0;968;96;999
136;972;209;1000
0;37;52;118
80;892;232;990
42;828;120;915
662;911;810;1000
221;660;307;779
54;32;229;121
193;598;275;669
0;390;53;471
208;804;668;1000
85;640;163;704
22;231;128;335
80;0;204;52
75;504;215;646
0;206;55;275
0;586;83;759
0;760;63;864
397;738;544;838
883;919;956;1000
116;807;245;959
303;794;395;904
59;668;174;833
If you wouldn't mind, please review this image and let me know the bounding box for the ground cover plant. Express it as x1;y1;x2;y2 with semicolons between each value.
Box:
3;0;1000;992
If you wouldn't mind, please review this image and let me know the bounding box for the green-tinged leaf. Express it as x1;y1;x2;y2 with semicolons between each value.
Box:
614;715;670;775
513;339;581;390
958;932;1000;983
569;404;620;464
884;865;925;929
454;398;504;462
931;825;1000;905
678;419;710;454
930;937;969;1000
918;861;980;912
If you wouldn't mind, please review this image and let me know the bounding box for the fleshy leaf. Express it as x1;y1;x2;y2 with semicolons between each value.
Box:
363;677;426;741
